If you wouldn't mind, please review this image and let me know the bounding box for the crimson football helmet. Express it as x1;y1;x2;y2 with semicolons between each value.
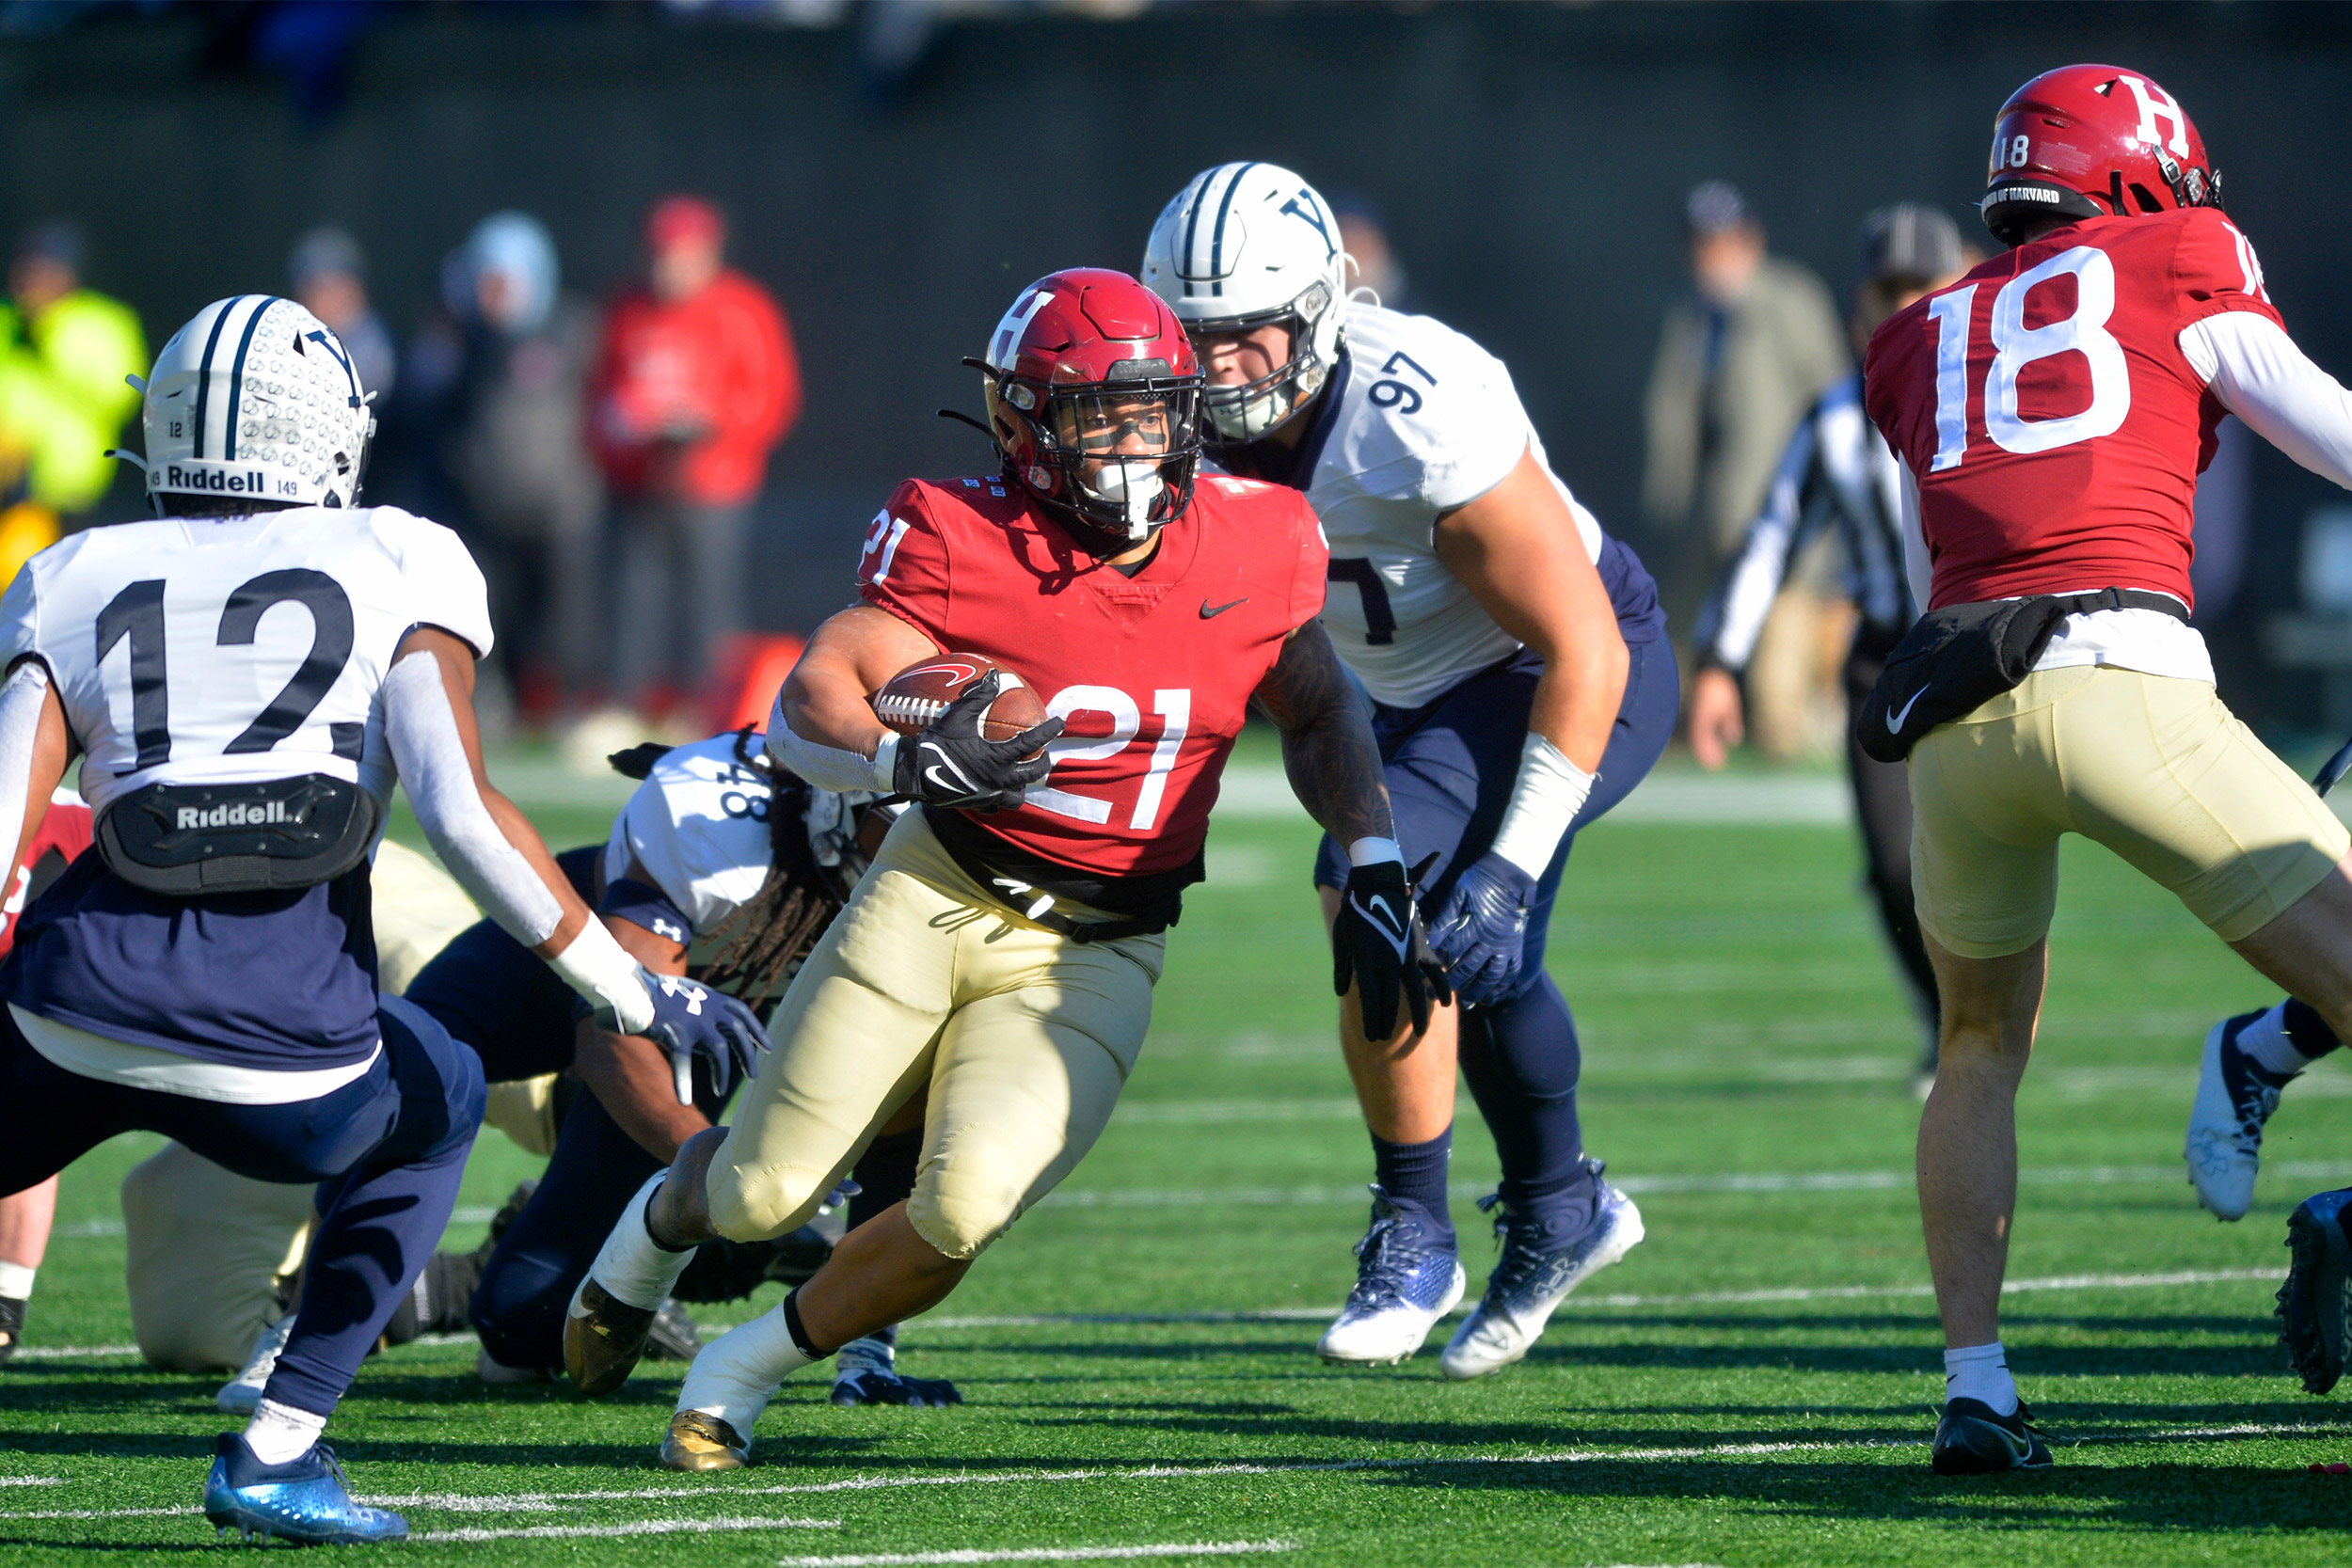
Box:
973;268;1204;546
1981;64;2222;245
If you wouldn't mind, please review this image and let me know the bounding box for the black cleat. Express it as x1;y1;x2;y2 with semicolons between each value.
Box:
2280;1188;2352;1395
645;1297;705;1362
1931;1398;2052;1473
0;1295;22;1366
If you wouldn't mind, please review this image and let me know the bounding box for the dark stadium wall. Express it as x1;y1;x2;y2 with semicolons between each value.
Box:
0;1;2345;724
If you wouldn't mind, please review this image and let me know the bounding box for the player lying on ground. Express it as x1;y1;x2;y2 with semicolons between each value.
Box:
1141;166;1673;1377
1861;66;2352;1468
1689;204;1965;1092
567;267;1438;1470
0;296;765;1544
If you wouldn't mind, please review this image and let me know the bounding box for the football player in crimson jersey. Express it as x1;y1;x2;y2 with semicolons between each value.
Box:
1865;65;2352;1467
0;791;87;1365
565;267;1437;1471
1143;165;1675;1377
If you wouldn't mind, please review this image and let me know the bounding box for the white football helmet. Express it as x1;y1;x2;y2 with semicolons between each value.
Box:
1141;163;1348;444
131;294;374;511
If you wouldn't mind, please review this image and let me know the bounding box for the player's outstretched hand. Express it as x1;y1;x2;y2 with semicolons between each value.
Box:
1331;854;1451;1041
1426;851;1536;1010
892;671;1065;813
630;969;771;1106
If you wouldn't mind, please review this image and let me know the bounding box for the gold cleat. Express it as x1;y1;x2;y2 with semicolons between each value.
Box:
563;1276;660;1398
660;1410;751;1471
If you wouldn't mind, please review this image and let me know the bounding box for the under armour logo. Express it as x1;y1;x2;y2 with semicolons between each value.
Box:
655;974;708;1015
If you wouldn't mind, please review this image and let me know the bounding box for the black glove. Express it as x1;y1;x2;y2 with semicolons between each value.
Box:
629;967;771;1106
1330;854;1451;1041
1426;851;1538;1009
891;671;1064;813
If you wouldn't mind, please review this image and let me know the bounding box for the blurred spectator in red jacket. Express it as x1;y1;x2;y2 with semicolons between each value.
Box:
590;196;800;717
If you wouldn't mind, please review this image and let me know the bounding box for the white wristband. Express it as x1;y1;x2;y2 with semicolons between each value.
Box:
548;918;654;1036
1487;733;1596;879
1345;836;1404;868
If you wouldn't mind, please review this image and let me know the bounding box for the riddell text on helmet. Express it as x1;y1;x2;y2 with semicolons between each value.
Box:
161;464;299;497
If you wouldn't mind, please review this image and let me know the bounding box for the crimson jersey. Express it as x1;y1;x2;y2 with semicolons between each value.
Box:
1;797;90;958
858;473;1327;877
1866;207;2280;610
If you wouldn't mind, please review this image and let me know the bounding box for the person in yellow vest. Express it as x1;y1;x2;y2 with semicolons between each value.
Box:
0;221;145;525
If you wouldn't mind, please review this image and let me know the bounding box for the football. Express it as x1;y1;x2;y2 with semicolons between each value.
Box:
871;651;1049;745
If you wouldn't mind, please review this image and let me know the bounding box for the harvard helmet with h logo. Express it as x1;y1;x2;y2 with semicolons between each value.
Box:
1981;65;2222;246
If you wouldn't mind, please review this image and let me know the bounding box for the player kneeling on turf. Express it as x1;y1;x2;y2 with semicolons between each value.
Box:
1863;68;2352;1466
0;297;766;1544
566;268;1437;1470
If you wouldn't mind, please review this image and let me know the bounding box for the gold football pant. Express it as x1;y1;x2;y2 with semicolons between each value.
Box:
1910;665;2351;958
707;809;1164;1260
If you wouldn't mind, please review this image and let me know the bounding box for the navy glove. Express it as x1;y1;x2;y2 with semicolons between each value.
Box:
1427;851;1538;1009
893;671;1064;813
1330;855;1451;1041
627;968;771;1106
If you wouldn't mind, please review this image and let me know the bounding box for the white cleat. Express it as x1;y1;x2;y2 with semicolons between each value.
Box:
2186;1011;2286;1222
1315;1187;1465;1367
215;1312;294;1414
1441;1167;1645;1382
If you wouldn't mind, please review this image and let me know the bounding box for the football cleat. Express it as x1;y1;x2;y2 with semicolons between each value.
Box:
646;1297;705;1361
1315;1187;1465;1366
202;1433;407;1544
832;1329;962;1407
564;1275;660;1397
1441;1164;1645;1381
0;1293;23;1366
2279;1188;2352;1395
215;1313;294;1415
660;1409;751;1472
476;1347;557;1386
1930;1397;2052;1473
2186;1011;2290;1222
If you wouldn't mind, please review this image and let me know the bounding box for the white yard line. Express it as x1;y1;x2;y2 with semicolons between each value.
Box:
776;1544;1295;1567
415;1513;837;1544
0;1478;59;1487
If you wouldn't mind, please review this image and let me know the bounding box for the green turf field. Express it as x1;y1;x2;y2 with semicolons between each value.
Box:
6;747;2352;1565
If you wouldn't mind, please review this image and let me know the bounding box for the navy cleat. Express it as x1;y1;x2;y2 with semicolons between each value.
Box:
1315;1186;1464;1366
1440;1160;1645;1380
1931;1397;2053;1473
2186;1011;2292;1221
202;1433;408;1544
832;1328;962;1407
2279;1187;2352;1394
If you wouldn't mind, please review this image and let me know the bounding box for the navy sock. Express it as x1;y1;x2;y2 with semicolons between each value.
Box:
850;1129;923;1230
1458;971;1596;1245
2285;998;2343;1061
1371;1126;1454;1244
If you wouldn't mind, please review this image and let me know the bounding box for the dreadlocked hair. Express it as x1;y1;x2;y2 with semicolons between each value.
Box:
695;728;845;1010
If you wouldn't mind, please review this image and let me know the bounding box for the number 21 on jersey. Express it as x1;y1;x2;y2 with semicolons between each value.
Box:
1926;245;2130;470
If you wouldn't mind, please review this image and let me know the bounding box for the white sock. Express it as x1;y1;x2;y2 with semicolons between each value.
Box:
0;1261;34;1301
583;1174;697;1312
1944;1341;2019;1417
2237;1004;2313;1078
676;1303;815;1438
243;1399;327;1465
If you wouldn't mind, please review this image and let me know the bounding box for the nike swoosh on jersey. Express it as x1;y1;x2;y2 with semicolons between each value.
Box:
1885;687;1930;734
1200;597;1247;618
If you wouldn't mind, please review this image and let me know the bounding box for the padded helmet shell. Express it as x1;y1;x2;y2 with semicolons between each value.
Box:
137;295;373;509
1982;65;2221;245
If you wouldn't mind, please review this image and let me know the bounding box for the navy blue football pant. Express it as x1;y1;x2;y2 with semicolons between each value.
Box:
1314;635;1679;1237
0;994;484;1418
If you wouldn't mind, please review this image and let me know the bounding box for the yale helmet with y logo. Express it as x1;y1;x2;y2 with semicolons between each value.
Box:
1142;162;1350;444
127;294;375;511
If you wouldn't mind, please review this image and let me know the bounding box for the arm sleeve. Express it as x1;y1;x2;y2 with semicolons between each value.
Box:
0;662;51;895
1288;492;1331;631
1692;417;1819;673
0;559;38;672
396;516;497;658
2178;311;2352;492
855;481;954;646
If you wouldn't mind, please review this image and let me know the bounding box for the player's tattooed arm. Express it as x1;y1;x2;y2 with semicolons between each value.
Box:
1250;623;1394;847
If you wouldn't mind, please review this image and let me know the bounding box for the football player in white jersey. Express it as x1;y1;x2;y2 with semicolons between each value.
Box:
1145;166;1678;1378
0;296;767;1544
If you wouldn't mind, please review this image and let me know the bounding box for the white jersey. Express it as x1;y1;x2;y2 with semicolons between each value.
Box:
0;505;491;817
602;732;774;951
1277;305;1604;709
